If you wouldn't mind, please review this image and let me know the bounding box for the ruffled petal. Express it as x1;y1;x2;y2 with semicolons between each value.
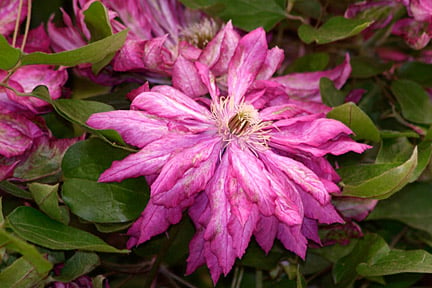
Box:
272;54;351;101
172;56;208;98
87;110;168;148
228;28;268;104
151;138;221;207
127;200;183;247
132;88;212;123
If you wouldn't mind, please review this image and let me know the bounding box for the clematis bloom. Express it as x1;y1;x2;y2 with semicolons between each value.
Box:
87;28;370;283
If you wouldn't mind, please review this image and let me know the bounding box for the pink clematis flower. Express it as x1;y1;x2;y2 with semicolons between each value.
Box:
87;28;370;283
0;0;28;37
392;18;432;49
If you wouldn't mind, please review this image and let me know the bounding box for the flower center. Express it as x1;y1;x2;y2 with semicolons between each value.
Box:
211;98;270;152
180;18;219;49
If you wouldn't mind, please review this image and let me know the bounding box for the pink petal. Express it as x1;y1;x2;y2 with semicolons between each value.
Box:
113;40;146;72
47;10;87;52
0;0;28;36
0;113;41;157
277;224;307;259
172;56;208;98
204;153;236;278
87;110;168;148
228;208;259;258
256;46;284;80
132;88;212;123
98;133;205;182
301;218;321;244
301;192;344;224
195;62;220;102
151;138;221;207
254;215;278;253
228;28;268;104
272;54;351;101
228;143;276;216
262;150;330;205
127;200;183;247
199;21;240;76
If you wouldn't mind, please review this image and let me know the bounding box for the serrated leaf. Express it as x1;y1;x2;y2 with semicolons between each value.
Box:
298;16;372;44
28;183;69;225
357;249;432;276
62;138;148;223
327;102;380;142
0;35;22;70
320;77;346;107
7;206;128;253
217;0;286;31
391;79;432;124
54;251;100;283
367;182;432;236
339;147;417;199
20;30;127;67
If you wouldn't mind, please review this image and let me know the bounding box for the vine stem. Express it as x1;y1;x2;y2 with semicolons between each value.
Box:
20;0;33;51
12;0;25;48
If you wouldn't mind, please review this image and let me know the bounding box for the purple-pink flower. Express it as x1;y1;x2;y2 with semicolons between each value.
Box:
87;28;370;283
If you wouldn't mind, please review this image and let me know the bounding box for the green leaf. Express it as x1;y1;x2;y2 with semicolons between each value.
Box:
0;181;32;199
298;16;372;44
0;35;22;70
367;182;432;236
333;234;390;287
327;102;381;142
52;99;126;145
320;77;346;107
397;61;432;87
83;1;116;74
339;147;417;199
357;249;432;276
0;228;53;275
292;0;321;19
62;138;149;223
285;52;329;73
7;206;128;253
217;0;287;31
179;0;218;9
0;257;46;288
350;56;392;78
83;1;113;42
391;79;432;124
54;251;100;283
20;30;127;67
28;183;69;225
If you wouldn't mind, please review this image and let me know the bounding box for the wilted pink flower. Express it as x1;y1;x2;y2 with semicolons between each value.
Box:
345;0;397;39
87;28;370;283
392;18;432;49
398;0;432;22
0;112;79;182
0;0;28;36
0;64;68;114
